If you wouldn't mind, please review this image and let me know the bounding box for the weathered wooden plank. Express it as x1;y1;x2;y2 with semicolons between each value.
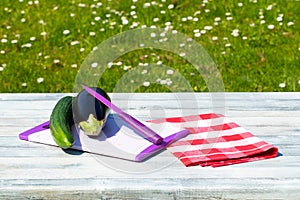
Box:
1;92;300;105
0;188;299;200
0;134;297;149
1;92;300;99
0;178;299;200
1;124;299;138
2;98;299;111
1;116;300;132
1;113;300;124
2;110;300;125
0;155;298;178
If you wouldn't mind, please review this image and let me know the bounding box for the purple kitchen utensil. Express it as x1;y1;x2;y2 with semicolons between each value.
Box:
82;85;164;145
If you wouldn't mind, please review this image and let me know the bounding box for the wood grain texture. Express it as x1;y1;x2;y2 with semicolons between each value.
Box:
0;93;300;199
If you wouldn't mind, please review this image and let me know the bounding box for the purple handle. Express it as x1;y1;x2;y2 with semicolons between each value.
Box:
119;112;163;145
135;129;190;161
19;121;50;140
82;85;163;145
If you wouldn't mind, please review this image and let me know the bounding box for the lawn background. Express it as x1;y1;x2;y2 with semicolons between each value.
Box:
0;0;299;93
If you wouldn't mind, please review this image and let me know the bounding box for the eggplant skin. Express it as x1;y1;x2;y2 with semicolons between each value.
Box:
73;87;110;135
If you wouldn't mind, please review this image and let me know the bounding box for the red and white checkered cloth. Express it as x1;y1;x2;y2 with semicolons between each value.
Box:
149;113;278;167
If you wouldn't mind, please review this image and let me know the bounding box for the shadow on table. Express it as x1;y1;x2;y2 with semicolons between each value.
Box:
62;148;84;155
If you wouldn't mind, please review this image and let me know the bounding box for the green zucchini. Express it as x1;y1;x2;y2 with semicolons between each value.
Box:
50;96;74;149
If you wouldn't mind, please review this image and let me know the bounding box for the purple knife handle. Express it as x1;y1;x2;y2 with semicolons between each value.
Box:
119;112;163;145
82;85;123;112
82;85;163;145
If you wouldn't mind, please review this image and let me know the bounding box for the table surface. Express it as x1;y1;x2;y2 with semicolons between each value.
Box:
0;92;300;199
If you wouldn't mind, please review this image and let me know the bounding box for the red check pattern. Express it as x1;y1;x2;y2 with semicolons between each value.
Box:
149;113;278;167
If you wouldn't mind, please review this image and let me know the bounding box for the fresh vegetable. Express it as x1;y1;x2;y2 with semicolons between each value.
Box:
73;87;110;136
49;96;74;149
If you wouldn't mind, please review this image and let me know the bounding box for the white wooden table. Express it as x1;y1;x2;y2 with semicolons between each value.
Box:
0;93;299;199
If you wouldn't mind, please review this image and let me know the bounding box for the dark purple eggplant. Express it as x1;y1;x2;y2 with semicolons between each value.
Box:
73;87;110;136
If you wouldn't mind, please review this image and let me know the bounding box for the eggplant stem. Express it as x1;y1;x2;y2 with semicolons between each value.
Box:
79;114;104;136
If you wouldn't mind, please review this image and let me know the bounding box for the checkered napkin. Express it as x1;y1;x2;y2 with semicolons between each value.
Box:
149;113;278;167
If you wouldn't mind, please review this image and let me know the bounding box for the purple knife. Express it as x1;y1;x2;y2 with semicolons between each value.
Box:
82;85;164;145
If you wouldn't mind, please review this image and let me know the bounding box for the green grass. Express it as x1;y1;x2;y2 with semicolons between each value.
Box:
0;0;300;93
